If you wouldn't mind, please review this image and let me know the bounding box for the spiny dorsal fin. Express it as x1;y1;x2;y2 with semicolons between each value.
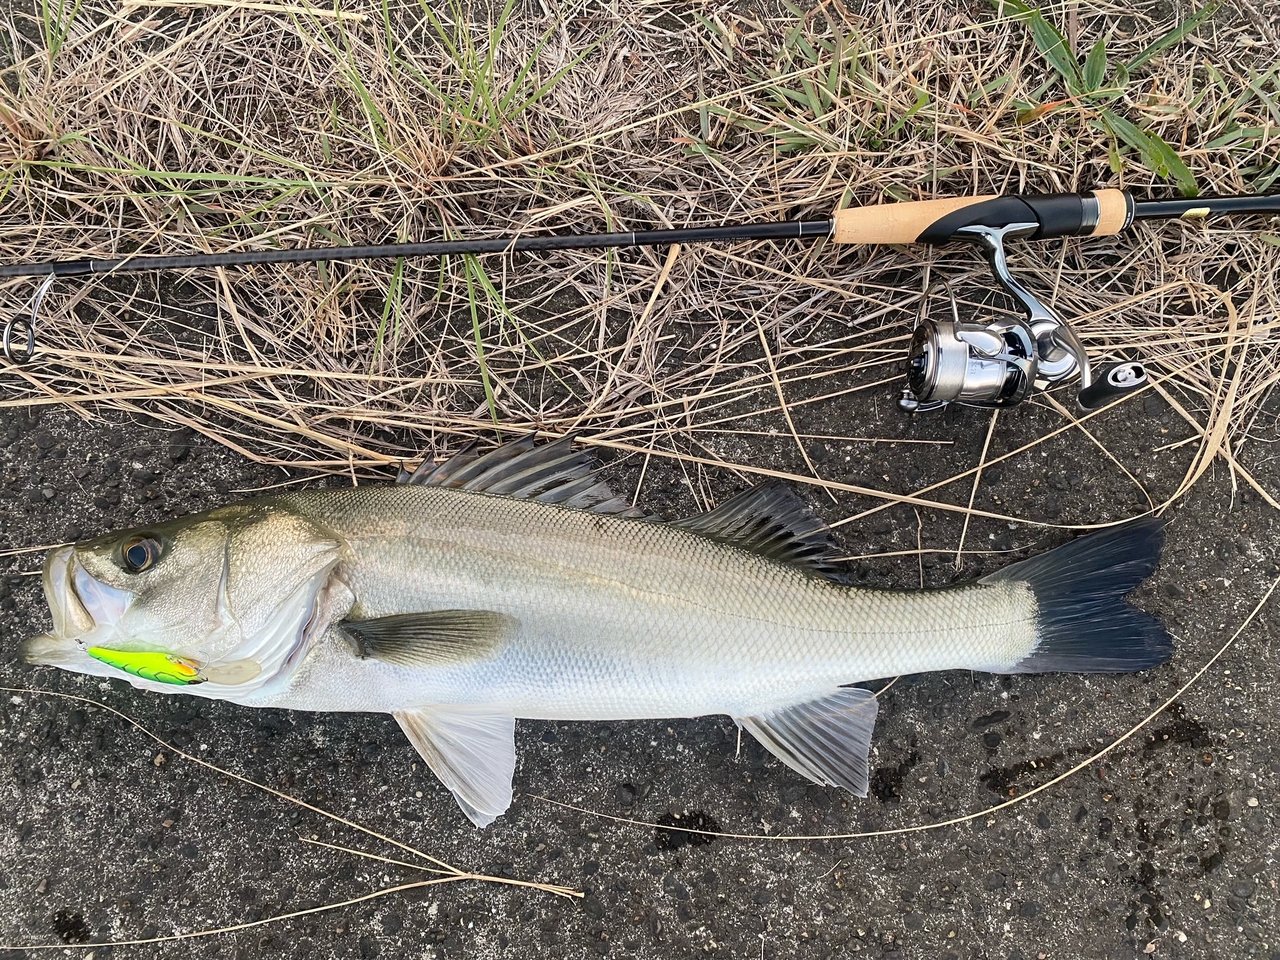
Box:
342;609;516;667
672;481;848;581
398;435;642;516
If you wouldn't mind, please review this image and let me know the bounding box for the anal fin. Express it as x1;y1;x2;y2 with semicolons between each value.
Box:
394;708;517;827
735;687;879;796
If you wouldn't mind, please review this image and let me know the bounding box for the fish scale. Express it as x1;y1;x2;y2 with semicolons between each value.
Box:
275;485;1038;719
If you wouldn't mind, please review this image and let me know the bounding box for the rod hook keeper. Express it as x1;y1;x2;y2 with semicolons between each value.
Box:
2;273;53;365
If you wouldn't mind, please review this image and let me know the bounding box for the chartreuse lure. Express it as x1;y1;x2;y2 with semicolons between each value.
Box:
86;647;205;685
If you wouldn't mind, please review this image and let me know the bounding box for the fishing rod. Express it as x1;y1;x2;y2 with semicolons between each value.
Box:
3;188;1277;413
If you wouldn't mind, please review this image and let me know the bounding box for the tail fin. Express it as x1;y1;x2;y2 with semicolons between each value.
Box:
983;519;1171;674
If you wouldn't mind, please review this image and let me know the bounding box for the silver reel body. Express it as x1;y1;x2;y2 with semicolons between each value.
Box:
899;223;1147;413
905;315;1035;410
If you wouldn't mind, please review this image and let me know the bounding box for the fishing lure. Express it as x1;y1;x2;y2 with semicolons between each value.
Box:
85;647;206;686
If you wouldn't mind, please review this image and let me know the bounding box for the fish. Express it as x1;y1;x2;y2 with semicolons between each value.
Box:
22;436;1171;826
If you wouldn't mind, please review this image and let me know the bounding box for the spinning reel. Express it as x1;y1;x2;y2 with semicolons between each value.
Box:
899;222;1148;413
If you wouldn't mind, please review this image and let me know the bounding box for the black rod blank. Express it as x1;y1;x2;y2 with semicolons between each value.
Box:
0;220;836;280
1131;194;1280;221
0;191;1275;282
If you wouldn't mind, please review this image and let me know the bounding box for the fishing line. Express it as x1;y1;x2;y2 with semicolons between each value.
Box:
836;350;1217;528
531;574;1278;842
595;409;1160;531
953;408;999;566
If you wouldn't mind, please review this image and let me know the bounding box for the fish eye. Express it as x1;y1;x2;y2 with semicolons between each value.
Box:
119;534;162;574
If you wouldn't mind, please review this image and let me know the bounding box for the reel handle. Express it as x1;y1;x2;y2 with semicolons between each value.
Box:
1077;361;1149;410
832;189;1132;246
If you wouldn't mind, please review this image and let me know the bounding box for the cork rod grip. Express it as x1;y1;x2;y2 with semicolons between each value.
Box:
832;195;999;245
1089;188;1130;236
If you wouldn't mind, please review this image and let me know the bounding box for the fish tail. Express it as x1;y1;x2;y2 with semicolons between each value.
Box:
984;518;1171;673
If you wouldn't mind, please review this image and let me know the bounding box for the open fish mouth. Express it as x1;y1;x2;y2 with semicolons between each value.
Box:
20;631;84;668
23;545;135;666
25;541;334;696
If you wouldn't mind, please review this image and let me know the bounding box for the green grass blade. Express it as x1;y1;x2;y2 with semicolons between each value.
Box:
1125;4;1219;72
1083;38;1108;92
994;0;1082;94
1100;109;1198;195
39;0;84;63
1142;131;1199;196
370;256;406;372
463;256;499;423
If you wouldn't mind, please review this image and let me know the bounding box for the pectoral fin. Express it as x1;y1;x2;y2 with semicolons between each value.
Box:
394;708;517;827
343;610;516;667
735;687;879;795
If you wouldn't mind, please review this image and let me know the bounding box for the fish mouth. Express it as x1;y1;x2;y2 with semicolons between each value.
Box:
20;630;83;668
23;545;135;666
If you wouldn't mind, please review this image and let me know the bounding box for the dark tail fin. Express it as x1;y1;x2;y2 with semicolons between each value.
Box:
983;519;1171;673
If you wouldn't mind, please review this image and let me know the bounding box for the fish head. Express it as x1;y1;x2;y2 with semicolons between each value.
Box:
23;501;345;700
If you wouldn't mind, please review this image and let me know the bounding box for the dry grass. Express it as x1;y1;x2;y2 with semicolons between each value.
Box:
0;0;1277;520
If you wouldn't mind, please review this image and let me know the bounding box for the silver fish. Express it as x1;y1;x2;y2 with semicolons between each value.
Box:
23;436;1170;826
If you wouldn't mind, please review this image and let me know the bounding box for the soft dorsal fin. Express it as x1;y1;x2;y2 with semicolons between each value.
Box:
398;435;642;516
672;481;848;581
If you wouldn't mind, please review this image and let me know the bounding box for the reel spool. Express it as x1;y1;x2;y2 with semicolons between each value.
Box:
899;223;1148;414
903;290;1037;412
